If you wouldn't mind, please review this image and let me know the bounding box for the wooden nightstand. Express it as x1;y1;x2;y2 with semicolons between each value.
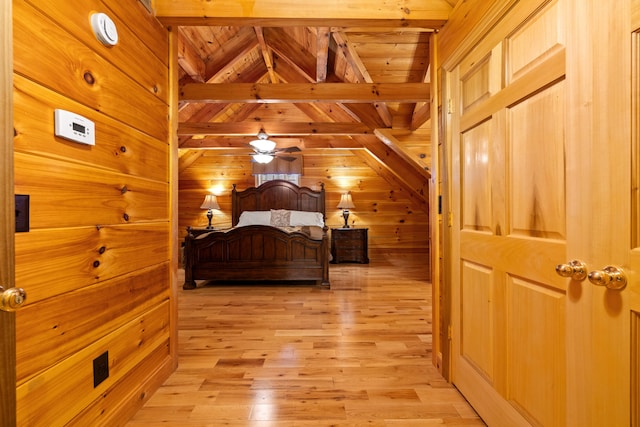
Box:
331;228;369;264
186;226;215;238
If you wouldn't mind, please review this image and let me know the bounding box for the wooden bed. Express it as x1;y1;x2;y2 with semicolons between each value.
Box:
183;180;330;289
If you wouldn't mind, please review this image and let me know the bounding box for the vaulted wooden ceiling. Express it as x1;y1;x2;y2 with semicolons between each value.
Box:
155;0;459;208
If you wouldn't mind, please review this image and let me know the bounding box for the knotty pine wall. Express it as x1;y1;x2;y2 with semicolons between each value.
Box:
179;147;430;258
12;0;174;424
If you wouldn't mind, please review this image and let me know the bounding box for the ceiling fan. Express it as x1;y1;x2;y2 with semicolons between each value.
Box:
249;130;301;164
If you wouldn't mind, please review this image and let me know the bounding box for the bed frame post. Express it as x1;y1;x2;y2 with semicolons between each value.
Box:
182;233;197;290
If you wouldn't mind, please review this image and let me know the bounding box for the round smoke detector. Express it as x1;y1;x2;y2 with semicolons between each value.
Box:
91;13;118;47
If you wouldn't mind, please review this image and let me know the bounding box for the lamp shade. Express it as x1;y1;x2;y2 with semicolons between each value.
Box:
200;194;220;210
337;192;355;209
252;153;274;164
250;139;276;152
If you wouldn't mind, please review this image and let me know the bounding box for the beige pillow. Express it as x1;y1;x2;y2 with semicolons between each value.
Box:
289;210;324;227
270;209;291;227
236;211;271;227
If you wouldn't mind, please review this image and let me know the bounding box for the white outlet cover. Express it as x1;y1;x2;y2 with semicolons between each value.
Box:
91;13;118;46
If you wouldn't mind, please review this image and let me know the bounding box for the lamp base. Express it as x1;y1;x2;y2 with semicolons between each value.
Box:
342;210;350;228
206;209;214;229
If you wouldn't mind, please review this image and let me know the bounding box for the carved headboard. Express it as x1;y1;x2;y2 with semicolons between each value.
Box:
231;180;326;226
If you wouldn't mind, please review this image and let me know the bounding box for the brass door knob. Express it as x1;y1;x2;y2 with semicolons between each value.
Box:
555;260;588;281
587;266;627;290
0;286;27;311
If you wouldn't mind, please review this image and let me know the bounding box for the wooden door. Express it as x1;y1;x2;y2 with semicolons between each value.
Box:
0;0;16;425
450;2;569;425
448;0;639;425
566;0;638;424
555;1;636;424
448;0;570;425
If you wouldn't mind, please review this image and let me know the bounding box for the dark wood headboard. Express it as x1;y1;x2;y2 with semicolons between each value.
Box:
231;180;326;226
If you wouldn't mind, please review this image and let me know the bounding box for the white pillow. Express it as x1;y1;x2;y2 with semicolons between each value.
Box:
236;211;271;227
289;210;324;227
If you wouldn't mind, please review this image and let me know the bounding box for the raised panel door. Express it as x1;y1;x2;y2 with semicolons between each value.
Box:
449;0;640;425
450;1;568;425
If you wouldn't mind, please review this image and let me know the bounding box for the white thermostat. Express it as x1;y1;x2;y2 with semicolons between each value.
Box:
54;109;95;145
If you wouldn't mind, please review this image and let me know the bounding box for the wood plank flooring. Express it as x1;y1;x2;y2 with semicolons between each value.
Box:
126;252;485;426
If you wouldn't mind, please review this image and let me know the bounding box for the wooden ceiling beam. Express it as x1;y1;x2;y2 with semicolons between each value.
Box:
409;34;432;130
177;28;205;82
180;83;430;103
264;27;317;82
205;41;259;83
254;27;279;84
178;103;263;145
155;0;452;27
411;101;431;130
178;150;205;173
374;128;431;179
316;28;330;83
339;103;388;129
352;148;429;213
178;122;373;136
332;31;393;127
179;135;360;149
330;27;437;33
160;18;448;29
294;102;358;124
353;134;429;211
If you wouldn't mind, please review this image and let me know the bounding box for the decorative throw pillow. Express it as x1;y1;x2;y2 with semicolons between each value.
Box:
270;209;291;227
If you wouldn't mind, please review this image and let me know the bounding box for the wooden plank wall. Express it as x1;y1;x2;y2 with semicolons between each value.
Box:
12;0;173;424
178;146;430;258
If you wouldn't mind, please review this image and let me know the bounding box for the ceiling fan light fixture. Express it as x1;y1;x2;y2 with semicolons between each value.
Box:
252;153;274;164
250;139;276;152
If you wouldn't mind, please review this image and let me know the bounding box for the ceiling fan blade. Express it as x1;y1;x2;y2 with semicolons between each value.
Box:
275;146;302;153
277;156;298;162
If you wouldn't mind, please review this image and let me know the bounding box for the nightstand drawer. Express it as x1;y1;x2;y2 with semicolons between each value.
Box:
337;240;361;249
335;248;362;260
330;228;369;264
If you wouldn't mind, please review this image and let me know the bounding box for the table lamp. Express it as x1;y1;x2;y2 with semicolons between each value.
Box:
200;194;220;229
337;192;355;228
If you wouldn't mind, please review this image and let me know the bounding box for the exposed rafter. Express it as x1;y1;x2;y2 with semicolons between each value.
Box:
155;0;452;28
254;27;279;84
177;28;205;82
178;122;373;136
332;31;393;127
264;27;317;82
316;27;330;83
180;83;430;103
352;148;429;213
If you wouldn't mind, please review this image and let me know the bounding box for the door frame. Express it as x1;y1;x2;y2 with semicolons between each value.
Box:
0;0;16;425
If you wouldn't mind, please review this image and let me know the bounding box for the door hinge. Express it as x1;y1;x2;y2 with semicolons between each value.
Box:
447;212;453;227
447;325;453;341
447;98;454;114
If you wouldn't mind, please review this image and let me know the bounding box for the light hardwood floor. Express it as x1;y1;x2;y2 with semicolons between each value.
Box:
127;252;485;426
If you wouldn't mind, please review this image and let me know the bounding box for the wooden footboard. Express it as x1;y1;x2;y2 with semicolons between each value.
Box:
183;225;330;289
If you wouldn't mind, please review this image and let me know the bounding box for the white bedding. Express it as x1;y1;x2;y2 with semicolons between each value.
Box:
236;209;324;228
